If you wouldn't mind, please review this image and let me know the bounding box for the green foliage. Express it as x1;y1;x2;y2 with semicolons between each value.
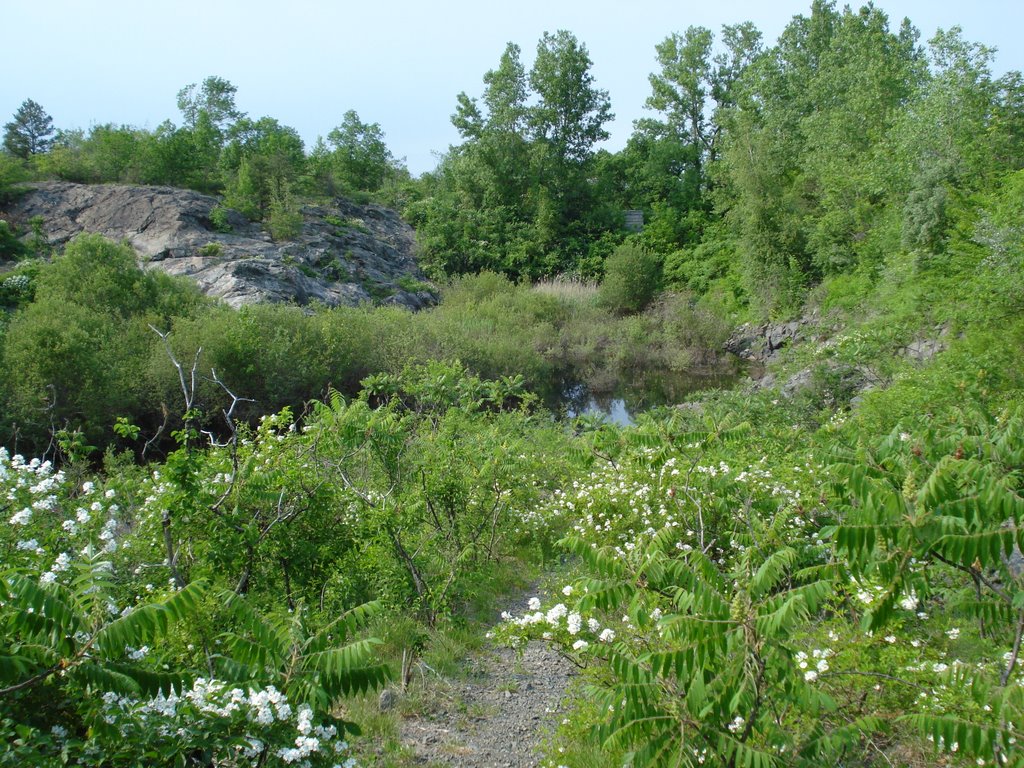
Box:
0;448;381;766
832;405;1024;764
0;220;27;262
266;186;303;241
220;596;390;711
197;241;223;258
0;235;207;452
323;110;401;195
0;153;30;205
3;99;54;159
412;30;615;280
208;204;232;233
598;242;661;315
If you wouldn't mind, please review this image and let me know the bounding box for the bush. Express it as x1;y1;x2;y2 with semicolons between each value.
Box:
267;189;303;241
598;242;661;315
0;219;27;261
0;235;206;452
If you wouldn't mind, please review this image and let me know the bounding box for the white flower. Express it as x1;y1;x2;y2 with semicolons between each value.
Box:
804;670;818;681
884;635;896;643
562;585;573;596
599;628;616;643
567;613;582;635
527;597;541;611
9;508;31;525
39;572;57;586
946;628;960;639
16;539;39;551
572;639;589;651
545;603;567;625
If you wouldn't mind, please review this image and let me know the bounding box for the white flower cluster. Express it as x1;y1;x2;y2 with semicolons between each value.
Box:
501;596;620;653
100;679;357;767
1;453;131;589
796;648;832;682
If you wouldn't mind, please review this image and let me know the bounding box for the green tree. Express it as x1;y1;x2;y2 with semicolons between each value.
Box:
325;110;398;194
176;75;243;133
528;30;613;166
411;31;616;280
222;117;306;219
647;27;714;167
898;27;1010;252
717;1;924;310
3;99;54;159
0;235;206;452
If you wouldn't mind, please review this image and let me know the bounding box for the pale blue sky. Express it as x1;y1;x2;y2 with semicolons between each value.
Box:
3;0;1020;176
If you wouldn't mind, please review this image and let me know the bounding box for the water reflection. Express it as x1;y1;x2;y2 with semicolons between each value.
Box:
557;369;739;426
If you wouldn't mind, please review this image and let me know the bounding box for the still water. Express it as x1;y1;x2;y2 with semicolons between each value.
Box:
556;369;740;426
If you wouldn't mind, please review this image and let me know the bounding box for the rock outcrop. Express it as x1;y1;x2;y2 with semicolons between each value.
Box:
725;315;816;364
2;182;436;310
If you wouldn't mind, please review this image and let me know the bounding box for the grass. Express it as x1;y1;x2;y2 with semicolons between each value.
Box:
532;274;599;303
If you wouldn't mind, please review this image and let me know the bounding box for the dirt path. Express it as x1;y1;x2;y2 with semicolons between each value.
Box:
398;624;575;766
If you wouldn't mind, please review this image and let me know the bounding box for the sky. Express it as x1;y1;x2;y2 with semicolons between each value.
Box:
2;0;1021;177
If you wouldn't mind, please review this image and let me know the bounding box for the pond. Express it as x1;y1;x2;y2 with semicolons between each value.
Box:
554;367;743;426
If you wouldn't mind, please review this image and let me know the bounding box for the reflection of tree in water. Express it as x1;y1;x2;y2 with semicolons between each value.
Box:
558;368;740;425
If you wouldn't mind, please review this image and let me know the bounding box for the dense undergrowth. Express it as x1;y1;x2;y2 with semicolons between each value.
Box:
2;186;1023;765
0;237;734;458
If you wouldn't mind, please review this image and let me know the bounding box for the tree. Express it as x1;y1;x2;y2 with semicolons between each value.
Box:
598;242;662;314
176;75;242;133
3;99;54;159
325;110;397;194
528;30;613;166
222;117;306;218
411;32;617;280
647;27;714;158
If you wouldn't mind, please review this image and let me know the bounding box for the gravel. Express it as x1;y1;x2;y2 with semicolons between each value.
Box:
398;628;575;766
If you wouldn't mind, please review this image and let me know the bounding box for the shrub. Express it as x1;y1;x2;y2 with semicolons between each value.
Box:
0;219;27;261
267;189;303;242
208;204;232;233
598;242;661;315
197;242;223;258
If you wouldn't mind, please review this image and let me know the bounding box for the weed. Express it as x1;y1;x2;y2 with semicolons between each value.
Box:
198;242;223;258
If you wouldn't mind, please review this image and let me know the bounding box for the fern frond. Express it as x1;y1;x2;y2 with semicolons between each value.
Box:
95;580;208;658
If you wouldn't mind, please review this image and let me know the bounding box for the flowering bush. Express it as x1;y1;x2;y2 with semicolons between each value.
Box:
0;446;383;766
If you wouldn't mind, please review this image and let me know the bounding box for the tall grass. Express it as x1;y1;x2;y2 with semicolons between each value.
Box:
531;274;598;303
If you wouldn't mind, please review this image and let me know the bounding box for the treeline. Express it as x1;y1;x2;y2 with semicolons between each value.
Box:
413;1;1024;312
0;76;414;228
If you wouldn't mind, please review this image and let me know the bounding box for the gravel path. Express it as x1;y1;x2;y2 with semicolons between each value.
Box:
398;632;575;767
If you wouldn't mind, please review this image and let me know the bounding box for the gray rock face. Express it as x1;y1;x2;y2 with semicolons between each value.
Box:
3;182;436;310
726;316;812;364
